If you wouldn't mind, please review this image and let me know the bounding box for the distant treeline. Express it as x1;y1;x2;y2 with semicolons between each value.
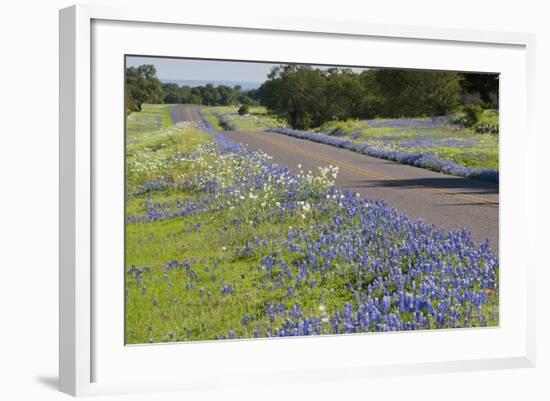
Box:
162;82;259;107
125;65;259;114
126;64;497;129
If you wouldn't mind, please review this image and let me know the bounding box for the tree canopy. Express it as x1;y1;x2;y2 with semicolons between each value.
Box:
161;83;257;106
257;66;467;129
460;73;499;105
125;65;164;113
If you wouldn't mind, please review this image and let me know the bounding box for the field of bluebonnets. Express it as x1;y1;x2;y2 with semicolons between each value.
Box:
125;104;499;344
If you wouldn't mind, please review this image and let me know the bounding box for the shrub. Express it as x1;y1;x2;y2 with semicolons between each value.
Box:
474;109;499;134
238;104;250;115
462;104;484;126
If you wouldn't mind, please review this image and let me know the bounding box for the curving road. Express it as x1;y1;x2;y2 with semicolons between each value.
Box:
173;105;499;253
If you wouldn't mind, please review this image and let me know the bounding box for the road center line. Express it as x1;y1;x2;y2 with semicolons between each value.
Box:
248;132;499;208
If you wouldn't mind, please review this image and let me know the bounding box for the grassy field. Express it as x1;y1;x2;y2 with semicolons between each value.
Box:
125;104;498;344
206;106;287;131
126;104;174;142
200;107;225;131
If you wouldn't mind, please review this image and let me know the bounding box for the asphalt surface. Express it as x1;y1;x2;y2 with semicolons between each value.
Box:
173;105;499;253
173;105;203;122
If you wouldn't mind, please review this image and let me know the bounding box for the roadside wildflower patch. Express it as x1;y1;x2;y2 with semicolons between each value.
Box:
268;122;499;182
126;121;212;188
319;116;499;175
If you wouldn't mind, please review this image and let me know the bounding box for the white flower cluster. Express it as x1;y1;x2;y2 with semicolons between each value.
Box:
127;122;202;183
127;150;173;177
296;164;339;188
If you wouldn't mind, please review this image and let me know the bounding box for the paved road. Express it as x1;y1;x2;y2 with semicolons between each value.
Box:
173;105;499;253
173;105;203;123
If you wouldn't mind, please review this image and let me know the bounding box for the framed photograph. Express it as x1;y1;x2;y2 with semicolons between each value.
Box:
59;4;536;396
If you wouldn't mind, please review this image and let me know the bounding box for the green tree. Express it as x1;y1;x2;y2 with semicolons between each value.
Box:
460;73;499;107
125;65;164;112
187;93;202;105
218;85;237;106
260;65;328;129
258;65;464;127
325;68;364;120
358;70;383;118
374;69;462;117
162;83;181;103
200;84;222;106
178;85;192;103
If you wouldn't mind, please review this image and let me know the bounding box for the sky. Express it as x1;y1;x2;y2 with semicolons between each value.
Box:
126;56;278;86
126;56;368;87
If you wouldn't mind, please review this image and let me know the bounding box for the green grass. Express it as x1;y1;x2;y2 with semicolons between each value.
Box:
315;117;499;170
200;107;225;131
125;198;336;342
206;106;287;131
126;124;212;187
126;104;175;141
474;109;499;134
478;109;499;126
320;119;367;135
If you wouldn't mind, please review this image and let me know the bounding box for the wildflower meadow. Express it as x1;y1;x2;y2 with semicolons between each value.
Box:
125;105;499;344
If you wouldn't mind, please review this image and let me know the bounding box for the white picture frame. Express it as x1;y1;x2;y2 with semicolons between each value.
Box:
59;3;536;397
